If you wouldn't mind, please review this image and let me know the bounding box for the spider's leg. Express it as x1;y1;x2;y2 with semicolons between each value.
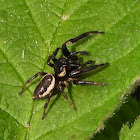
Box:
70;63;109;77
42;94;52;120
62;31;104;57
47;47;61;67
61;89;76;110
59;83;76;110
69;60;94;71
70;51;89;56
73;80;108;86
78;60;94;69
19;72;47;95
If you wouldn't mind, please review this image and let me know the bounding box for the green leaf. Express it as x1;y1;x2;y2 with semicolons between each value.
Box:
92;93;140;140
120;116;140;140
0;0;140;139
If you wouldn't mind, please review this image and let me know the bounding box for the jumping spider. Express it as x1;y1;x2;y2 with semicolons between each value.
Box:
19;31;109;119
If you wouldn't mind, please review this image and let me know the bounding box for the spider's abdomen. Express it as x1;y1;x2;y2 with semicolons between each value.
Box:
33;73;55;99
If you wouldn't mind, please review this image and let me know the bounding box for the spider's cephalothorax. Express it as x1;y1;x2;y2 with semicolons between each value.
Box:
19;31;109;119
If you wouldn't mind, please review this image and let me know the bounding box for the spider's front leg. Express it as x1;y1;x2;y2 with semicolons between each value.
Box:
47;47;61;67
62;31;104;57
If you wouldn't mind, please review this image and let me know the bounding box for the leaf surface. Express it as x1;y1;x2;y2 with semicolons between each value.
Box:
0;0;140;139
120;116;140;140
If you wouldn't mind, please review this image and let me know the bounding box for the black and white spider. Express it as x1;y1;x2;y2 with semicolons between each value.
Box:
19;31;108;119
